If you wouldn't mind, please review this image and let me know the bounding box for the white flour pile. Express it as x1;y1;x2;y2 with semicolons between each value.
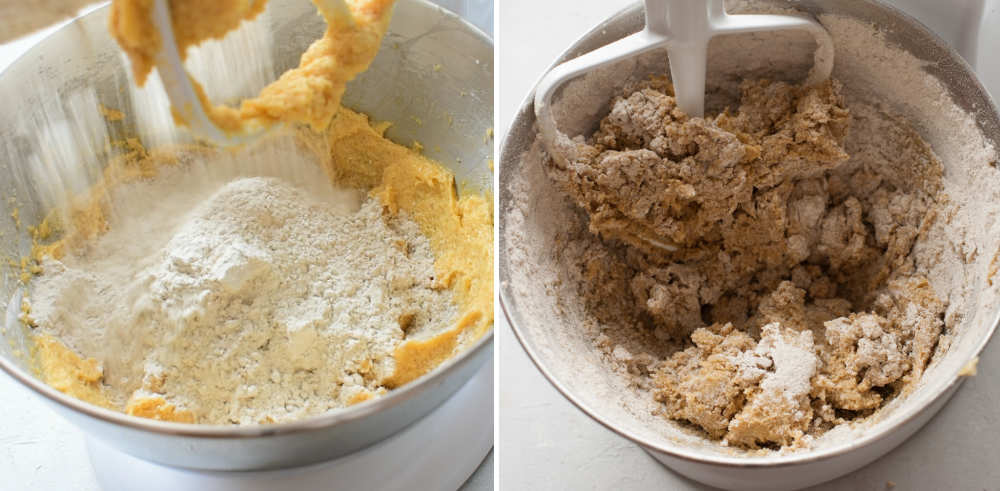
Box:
28;139;457;424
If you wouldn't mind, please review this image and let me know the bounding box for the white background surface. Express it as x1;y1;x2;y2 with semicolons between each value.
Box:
0;1;494;490
497;0;1000;489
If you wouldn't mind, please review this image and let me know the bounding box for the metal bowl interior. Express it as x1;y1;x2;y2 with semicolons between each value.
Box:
500;0;998;474
0;0;493;470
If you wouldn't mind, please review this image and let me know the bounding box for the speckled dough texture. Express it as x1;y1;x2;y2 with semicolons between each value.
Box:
503;5;1000;456
543;73;946;448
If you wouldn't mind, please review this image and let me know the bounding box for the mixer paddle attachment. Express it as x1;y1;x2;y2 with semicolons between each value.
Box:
150;0;354;146
532;0;833;252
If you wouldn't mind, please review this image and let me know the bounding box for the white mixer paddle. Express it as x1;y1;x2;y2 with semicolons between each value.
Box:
533;0;834;252
149;0;353;146
535;0;833;121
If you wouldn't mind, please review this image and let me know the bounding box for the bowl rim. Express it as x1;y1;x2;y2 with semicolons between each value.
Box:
498;0;1000;468
0;0;496;439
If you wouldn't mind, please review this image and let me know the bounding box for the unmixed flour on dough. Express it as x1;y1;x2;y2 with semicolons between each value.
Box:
27;144;457;424
540;77;946;449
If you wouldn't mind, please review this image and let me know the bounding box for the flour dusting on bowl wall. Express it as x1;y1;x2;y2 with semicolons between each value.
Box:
0;0;494;474
499;1;1000;489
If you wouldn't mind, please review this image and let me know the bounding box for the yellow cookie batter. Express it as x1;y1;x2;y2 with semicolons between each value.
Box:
26;0;489;425
323;108;493;387
33;334;109;408
29;106;492;422
109;0;394;133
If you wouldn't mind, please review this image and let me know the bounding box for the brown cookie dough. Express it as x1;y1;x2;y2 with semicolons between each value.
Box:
545;78;946;449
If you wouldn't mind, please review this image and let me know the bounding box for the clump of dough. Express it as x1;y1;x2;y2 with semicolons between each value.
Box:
548;78;849;255
654;323;760;439
726;323;817;448
109;0;395;132
547;78;946;449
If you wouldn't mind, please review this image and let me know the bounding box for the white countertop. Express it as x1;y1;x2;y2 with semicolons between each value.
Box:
497;0;1000;489
0;356;493;491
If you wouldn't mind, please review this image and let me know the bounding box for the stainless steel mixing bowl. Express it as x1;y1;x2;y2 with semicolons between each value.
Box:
0;0;493;471
499;1;1000;489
